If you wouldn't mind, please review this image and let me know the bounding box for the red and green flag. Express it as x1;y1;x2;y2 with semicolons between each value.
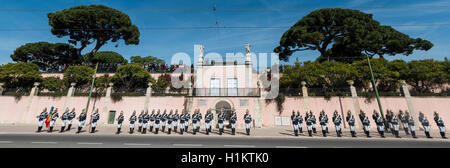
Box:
45;107;54;128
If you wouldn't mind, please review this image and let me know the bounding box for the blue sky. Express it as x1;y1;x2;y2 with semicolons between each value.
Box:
0;0;449;66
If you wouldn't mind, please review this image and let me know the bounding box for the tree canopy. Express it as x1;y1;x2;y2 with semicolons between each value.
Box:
0;63;42;89
130;56;165;65
111;64;155;91
83;51;128;64
47;5;140;63
63;65;95;88
10;42;80;70
274;8;433;63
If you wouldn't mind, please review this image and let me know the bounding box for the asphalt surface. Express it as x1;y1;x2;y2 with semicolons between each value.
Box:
1;133;450;148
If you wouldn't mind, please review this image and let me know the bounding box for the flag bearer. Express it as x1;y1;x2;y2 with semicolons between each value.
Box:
137;111;144;132
218;108;225;135
129;111;137;134
346;111;357;137
244;109;252;136
230;108;237;135
167;110;174;134
205;109;214;135
434;112;447;139
319;110;328;137
116;111;124;134
406;112;417;138
332;110;342;137
49;108;59;133
419;112;432;138
90;109;100;133
76;109;87;134
36;108;48;132
67;108;76;131
60;108;69;133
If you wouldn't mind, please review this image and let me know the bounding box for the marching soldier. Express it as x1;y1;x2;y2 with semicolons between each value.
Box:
310;111;317;134
230;108;237;135
60;108;69;133
386;110;394;134
419;112;432;138
49;108;59;133
373;111;385;138
76;109;87;134
161;109;168;133
137;111;144;132
218;108;226;135
319;110;328;137
36;108;48;132
116;111;124;134
67;108;76;131
193;109;203;135
179;110;186;135
291;111;300;136
129;111;137;134
406;112;417;138
305;111;313;137
391;111;401;138
332;110;342;137
297;111;303;133
167;110;174;134
205;109;214;135
141;111;149;134
244;109;252;136
154;110;162;134
90;109;100;133
359;110;371;138
434;112;447;139
184;110;191;132
346;110;357;137
150;110;156;132
173;109;180;133
191;109;198;135
400;110;410;135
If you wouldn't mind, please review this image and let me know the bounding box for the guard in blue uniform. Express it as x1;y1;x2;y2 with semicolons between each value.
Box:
49;108;59;133
154;110;162;134
230;109;237;135
319;110;328;137
179;110;186;135
244;109;252;136
90;109;100;133
167;110;174;134
218;108;225;135
173;109;179;133
419;112;432;138
296;111;303;133
434;112;447;139
161;110;168;133
373;111;385;138
137;111;144;132
76;110;87;134
149;110;156;132
399;110;409;135
129;111;137;134
406;112;417;138
36;108;48;132
142;111;149;134
385;110;393;134
346;111;357;137
332;110;342;137
391;112;401;138
305;112;313;137
60;108;69;133
116;111;124;134
310;111;317;134
192;109;202;135
67;108;76;131
205;109;214;135
359;111;371;138
184;111;191;132
291;111;299;136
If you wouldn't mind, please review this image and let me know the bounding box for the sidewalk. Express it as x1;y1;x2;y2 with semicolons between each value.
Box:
0;123;448;141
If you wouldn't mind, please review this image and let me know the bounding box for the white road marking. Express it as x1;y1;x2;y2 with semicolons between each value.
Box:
77;142;103;145
173;144;203;147
275;146;308;148
31;142;57;144
124;143;152;146
0;141;13;143
224;145;255;148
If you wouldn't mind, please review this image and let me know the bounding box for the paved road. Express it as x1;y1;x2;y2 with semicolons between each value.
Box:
1;133;450;148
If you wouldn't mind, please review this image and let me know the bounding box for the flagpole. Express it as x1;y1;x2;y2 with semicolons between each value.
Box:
86;63;99;131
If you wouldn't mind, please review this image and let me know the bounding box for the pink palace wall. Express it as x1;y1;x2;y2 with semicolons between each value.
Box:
0;95;448;130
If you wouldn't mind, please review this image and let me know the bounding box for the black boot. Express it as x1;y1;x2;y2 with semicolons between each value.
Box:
326;127;329;133
313;128;317;134
193;128;196;135
351;131;356;137
142;128;146;134
76;127;81;134
206;128;209;135
67;124;72;131
219;128;223;135
395;131;401;138
49;126;53;132
247;129;250;136
60;126;65;133
441;132;447;139
336;130;341;137
155;128;159;134
299;127;303;133
174;126;177;133
168;128;171;134
138;126;142;132
232;128;235;135
294;129;298;136
380;131;385;138
425;131;432;138
405;128;409;135
366;131;371;138
185;126;188;132
91;127;96;133
322;130;327;137
150;126;153;132
130;128;133;134
116;128;121;134
308;130;312;137
37;126;42;132
162;126;165;133
411;131;417;138
180;129;184;135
